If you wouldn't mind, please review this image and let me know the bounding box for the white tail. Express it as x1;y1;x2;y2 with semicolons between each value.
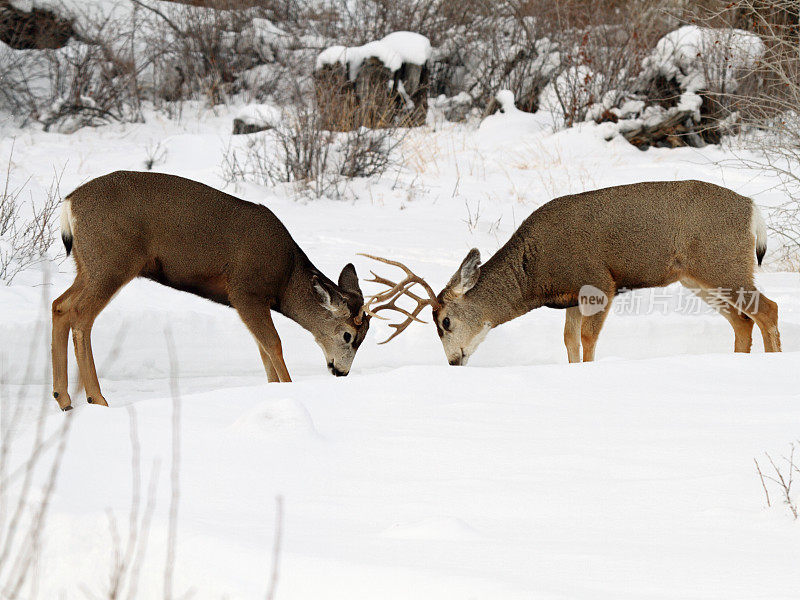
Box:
751;203;768;265
59;198;74;256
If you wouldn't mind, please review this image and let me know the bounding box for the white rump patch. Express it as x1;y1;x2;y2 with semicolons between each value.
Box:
750;202;767;250
60;199;75;238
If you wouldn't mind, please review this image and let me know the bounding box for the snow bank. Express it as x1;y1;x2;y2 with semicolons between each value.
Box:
234;103;282;128
316;31;431;81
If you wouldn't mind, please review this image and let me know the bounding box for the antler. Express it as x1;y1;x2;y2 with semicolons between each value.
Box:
358;254;441;344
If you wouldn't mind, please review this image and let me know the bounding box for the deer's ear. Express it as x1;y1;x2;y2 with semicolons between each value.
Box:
338;263;362;296
313;275;349;317
446;248;481;297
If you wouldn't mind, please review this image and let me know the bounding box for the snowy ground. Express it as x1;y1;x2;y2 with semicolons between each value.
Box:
2;104;799;598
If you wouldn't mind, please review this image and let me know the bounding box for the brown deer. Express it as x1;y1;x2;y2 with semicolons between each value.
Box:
52;171;370;411
362;180;781;365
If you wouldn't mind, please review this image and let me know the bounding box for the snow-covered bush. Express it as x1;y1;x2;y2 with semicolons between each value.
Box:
538;65;605;128
643;25;764;98
638;24;765;140
0;17;144;129
430;0;672;123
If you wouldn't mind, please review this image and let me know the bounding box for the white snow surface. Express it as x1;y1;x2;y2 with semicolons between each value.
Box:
2;103;800;598
316;31;431;79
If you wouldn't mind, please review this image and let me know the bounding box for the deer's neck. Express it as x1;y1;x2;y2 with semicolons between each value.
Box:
279;258;327;335
471;241;541;327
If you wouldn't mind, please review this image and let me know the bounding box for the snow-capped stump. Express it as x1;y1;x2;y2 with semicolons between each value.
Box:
314;31;432;130
232;103;281;135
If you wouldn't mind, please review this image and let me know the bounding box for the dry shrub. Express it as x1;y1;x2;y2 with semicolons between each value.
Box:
132;0;283;104
755;442;800;520
222;97;401;198
293;0;468;47
0;5;147;130
532;0;674;126
0;149;61;283
1;0;298;127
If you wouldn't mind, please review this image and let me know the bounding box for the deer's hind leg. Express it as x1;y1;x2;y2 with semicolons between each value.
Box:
740;290;781;352
51;276;85;410
680;280;754;353
564;306;582;363
682;277;780;352
68;259;141;407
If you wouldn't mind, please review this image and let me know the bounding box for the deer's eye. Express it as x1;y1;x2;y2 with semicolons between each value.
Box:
442;317;451;331
343;332;352;343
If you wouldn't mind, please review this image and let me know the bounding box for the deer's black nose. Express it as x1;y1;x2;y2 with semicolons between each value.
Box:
328;362;348;377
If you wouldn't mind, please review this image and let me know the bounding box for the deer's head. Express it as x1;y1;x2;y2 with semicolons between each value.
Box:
433;249;489;365
360;249;489;366
311;263;371;376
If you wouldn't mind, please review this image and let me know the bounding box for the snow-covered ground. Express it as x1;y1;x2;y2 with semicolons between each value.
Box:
2;103;799;598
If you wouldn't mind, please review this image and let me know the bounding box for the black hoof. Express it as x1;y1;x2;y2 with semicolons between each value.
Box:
87;397;93;404
62;405;73;412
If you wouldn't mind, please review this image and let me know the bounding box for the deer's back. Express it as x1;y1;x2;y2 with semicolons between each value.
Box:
493;180;755;300
66;171;301;304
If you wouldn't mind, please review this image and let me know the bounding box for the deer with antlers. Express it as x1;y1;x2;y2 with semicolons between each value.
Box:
362;180;782;365
52;171;370;410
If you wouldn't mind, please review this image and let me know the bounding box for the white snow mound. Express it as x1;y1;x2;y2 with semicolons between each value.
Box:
316;31;431;80
479;89;553;141
228;397;319;439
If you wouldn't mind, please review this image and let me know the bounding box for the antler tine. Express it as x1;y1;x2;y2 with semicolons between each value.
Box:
358;254;440;303
376;298;430;344
358;253;441;344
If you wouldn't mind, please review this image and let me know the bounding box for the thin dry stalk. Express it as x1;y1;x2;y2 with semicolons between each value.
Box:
754;442;800;519
163;328;182;600
265;495;283;600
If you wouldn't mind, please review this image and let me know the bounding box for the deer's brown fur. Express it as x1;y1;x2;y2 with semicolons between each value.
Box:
52;171;369;410
431;180;780;365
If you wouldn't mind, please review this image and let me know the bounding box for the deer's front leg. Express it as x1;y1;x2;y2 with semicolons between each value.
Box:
258;345;280;383
580;303;612;362
232;294;292;383
563;306;582;363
